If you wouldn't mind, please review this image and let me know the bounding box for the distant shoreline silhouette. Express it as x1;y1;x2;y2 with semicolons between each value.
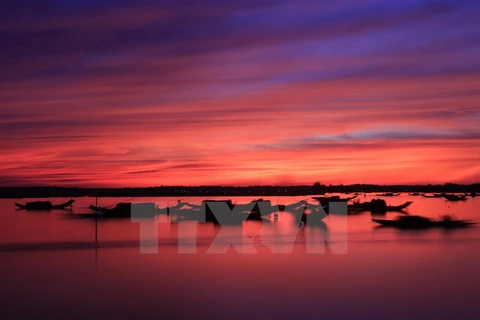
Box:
1;182;478;199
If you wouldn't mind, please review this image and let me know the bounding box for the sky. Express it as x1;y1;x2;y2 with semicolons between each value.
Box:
1;0;479;187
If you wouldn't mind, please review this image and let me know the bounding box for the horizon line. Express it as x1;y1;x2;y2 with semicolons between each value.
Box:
1;182;479;189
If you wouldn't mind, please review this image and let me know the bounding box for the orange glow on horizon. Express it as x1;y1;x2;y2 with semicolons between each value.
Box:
1;75;479;187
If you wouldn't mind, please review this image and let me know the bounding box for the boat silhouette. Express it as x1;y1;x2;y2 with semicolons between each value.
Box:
15;199;75;210
311;195;358;203
443;194;467;201
88;202;158;218
348;199;411;213
372;215;475;229
421;193;447;198
202;200;263;225
171;199;308;224
310;196;356;213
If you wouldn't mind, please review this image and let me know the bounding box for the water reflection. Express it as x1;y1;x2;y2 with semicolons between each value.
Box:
1;196;480;319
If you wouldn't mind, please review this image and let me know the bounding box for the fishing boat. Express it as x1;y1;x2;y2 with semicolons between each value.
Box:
89;202;157;218
171;199;309;223
202;199;273;225
375;193;400;197
422;193;447;198
311;195;357;203
443;194;467;201
15;199;75;210
279;200;308;212
170;200;253;224
310;196;353;213
88;200;198;218
231;199;275;216
348;199;412;213
372;215;475;229
156;200;200;215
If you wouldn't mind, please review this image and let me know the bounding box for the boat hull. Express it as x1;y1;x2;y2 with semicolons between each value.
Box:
15;200;75;211
373;216;475;229
372;218;430;229
348;200;412;213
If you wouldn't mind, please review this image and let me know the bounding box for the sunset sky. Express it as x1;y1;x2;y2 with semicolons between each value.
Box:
1;0;479;187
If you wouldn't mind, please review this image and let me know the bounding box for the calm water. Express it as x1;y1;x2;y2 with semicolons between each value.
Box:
0;195;479;319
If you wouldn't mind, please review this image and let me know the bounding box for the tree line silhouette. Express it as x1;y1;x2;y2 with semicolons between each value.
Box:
1;182;479;198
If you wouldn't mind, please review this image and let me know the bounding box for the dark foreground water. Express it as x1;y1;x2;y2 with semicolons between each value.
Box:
1;195;479;319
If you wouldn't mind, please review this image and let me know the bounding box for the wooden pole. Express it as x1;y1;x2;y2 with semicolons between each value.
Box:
95;195;98;245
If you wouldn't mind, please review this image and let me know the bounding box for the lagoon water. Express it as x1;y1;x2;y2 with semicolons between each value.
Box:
0;195;479;319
